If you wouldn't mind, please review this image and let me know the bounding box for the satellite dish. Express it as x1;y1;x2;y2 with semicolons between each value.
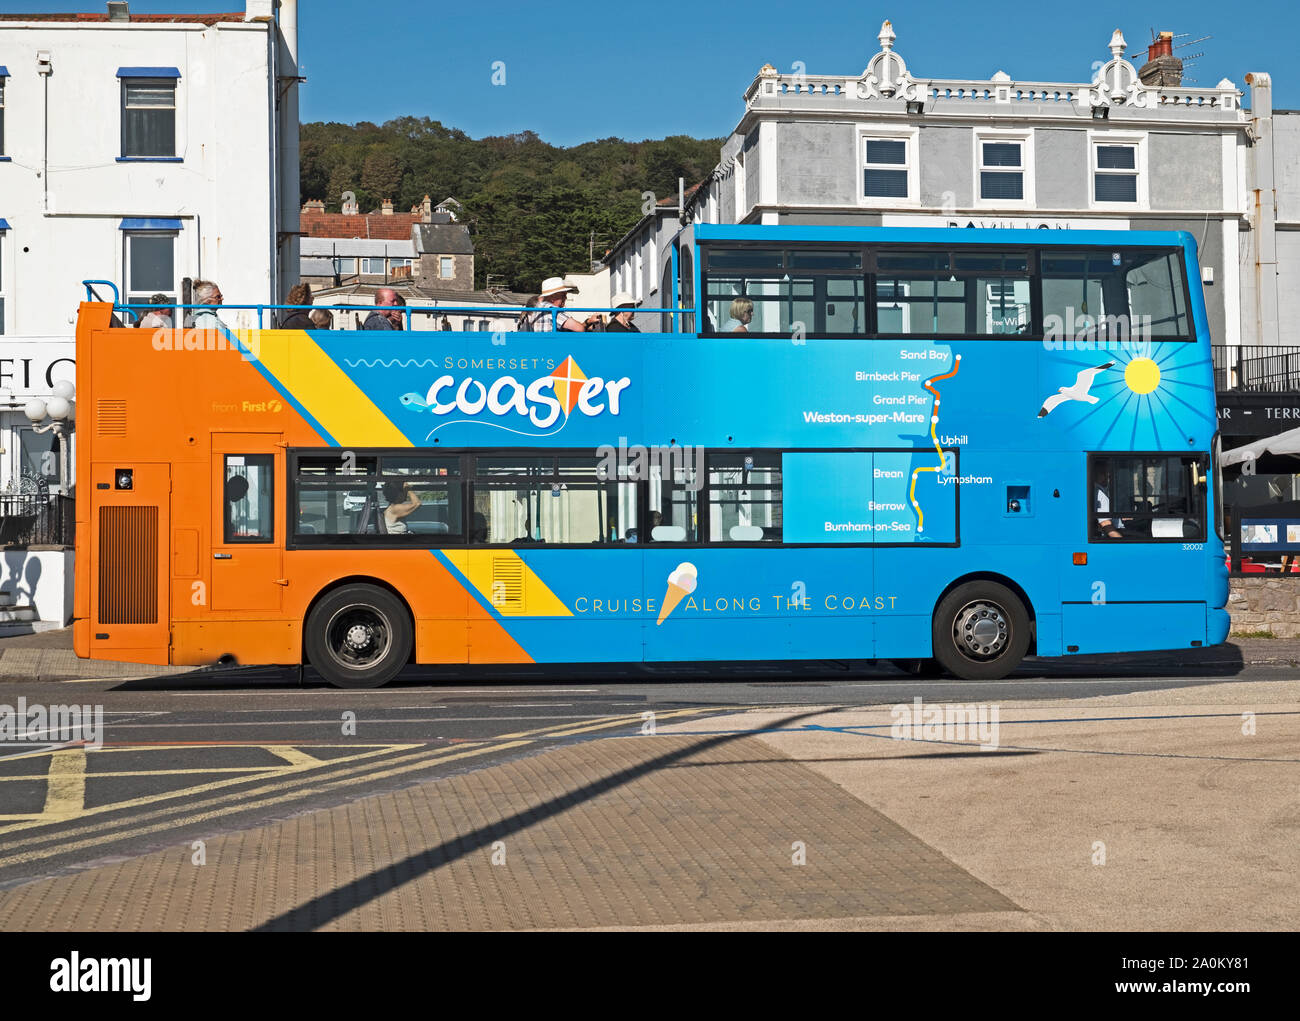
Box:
341;191;356;205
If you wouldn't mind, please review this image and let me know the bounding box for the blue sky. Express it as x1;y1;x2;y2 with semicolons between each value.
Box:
11;0;1298;144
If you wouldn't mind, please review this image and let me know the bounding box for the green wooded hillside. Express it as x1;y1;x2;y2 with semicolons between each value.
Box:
300;118;722;293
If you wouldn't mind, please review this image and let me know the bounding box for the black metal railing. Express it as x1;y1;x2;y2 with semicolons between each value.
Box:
1214;345;1300;392
0;494;74;547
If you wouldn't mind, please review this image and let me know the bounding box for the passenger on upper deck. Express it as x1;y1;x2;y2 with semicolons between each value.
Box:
532;277;599;332
309;308;334;330
363;288;406;331
605;293;640;333
722;297;753;334
516;295;542;332
279;284;315;329
187;280;226;329
138;294;172;329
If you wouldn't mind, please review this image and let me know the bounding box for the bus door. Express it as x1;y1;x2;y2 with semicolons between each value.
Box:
211;433;283;612
89;461;171;663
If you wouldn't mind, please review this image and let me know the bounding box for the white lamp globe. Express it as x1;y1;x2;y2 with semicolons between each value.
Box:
52;379;76;401
46;397;72;421
24;399;47;422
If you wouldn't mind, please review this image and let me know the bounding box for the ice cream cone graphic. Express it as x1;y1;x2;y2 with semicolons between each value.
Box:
656;562;698;626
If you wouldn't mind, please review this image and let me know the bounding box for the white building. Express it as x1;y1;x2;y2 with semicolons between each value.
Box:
0;0;300;625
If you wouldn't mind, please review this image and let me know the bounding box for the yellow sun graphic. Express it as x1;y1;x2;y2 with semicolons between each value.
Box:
1124;357;1161;395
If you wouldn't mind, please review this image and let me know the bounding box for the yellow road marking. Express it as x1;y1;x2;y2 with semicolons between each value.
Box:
0;744;413;839
266;747;320;767
0;709;719;867
40;749;87;821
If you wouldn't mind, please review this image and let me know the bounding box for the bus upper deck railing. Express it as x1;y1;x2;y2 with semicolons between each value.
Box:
81;282;692;332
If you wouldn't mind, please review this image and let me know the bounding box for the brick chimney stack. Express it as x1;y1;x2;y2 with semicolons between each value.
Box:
381;198;394;216
1138;31;1183;88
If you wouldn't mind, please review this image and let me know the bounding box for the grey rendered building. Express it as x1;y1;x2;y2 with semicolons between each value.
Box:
612;22;1294;376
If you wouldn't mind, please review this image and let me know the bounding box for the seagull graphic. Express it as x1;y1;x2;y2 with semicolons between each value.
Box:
1037;362;1115;418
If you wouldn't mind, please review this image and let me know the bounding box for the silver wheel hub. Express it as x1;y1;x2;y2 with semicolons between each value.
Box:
954;600;1010;660
345;624;372;650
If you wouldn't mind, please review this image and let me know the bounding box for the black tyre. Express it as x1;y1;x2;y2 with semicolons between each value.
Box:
931;581;1030;681
305;584;412;689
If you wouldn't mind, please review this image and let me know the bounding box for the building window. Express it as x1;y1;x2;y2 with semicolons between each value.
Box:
124;232;176;308
1094;142;1139;203
0;75;6;157
439;256;454;279
978;140;1024;201
360;257;410;275
863;137;909;199
121;77;177;158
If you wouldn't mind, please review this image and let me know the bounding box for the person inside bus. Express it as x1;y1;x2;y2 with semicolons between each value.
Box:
532;277;599;332
722;297;754;333
138;293;173;329
382;481;421;535
470;512;489;544
516;295;541;332
1093;465;1125;539
363;288;406;330
187;280;225;329
279;283;315;329
605;293;640;333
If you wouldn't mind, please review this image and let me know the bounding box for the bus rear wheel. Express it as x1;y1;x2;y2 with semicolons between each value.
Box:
932;582;1029;681
305;584;412;689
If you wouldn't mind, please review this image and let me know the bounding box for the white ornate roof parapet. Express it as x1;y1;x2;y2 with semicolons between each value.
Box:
1080;29;1158;110
856;19;922;101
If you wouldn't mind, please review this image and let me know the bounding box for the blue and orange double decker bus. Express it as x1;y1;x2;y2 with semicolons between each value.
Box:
74;224;1229;686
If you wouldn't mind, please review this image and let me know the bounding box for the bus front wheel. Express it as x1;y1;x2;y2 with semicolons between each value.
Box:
932;582;1029;681
305;584;412;689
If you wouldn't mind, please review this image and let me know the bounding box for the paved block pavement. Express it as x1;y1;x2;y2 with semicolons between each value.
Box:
0;678;1294;931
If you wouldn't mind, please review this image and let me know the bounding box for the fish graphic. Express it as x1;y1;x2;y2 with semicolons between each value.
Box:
400;393;429;411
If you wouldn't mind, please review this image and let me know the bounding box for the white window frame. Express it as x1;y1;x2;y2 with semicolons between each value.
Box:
122;230;179;307
439;255;454;279
0;75;7;158
858;126;919;209
974;129;1034;208
1089;132;1148;211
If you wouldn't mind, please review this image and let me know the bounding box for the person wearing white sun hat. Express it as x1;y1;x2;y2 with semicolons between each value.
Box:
532;277;598;332
605;293;640;333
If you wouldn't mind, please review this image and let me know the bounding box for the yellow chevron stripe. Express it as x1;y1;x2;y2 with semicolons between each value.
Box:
252;329;410;447
442;549;574;618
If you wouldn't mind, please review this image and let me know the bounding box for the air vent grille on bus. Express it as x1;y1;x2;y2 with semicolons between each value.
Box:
97;400;127;437
98;506;157;624
491;557;525;611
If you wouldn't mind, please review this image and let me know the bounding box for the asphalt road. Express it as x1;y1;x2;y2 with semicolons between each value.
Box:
0;650;1281;893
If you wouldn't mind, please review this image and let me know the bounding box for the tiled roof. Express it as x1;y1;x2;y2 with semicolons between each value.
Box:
299;209;420;241
414;223;475;255
0;12;247;24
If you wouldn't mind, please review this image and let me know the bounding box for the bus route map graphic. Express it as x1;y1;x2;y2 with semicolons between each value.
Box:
909;354;961;534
